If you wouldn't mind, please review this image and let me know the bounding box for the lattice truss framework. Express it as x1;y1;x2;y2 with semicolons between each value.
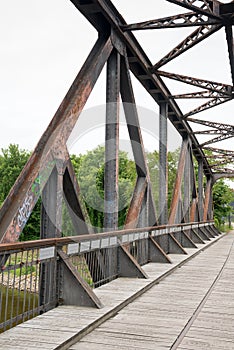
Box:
0;0;234;243
123;0;234;172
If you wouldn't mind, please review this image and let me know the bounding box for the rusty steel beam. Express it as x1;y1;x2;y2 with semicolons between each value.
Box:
187;117;234;132
225;25;234;86
194;129;223;135
200;133;234;147
169;138;189;225
122;12;220;31
210;159;232;167
63;158;94;234
170;90;231;99
190;198;197;222
41;166;63;239
214;168;234;173
159;102;168;225
153;24;222;69
166;0;221;19
183;144;191;222
120;54;158;226
206;154;234;161
104;49;120;230
0;36;113;243
158;70;233;94
70;0;213;178
184;96;232;118
120;55;148;177
213;172;234;181
203;177;212;221
124;177;147;229
198;160;204;220
204;146;234;155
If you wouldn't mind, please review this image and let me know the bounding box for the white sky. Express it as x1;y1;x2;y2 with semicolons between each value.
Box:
0;0;233;156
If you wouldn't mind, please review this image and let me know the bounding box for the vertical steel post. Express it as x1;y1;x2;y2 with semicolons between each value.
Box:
41;166;63;239
203;177;212;221
169;138;188;225
198;160;204;220
40;166;63;309
183;145;191;222
159;102;168;225
104;49;120;230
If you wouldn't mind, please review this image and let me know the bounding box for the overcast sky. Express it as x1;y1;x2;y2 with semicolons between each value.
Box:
0;0;233;155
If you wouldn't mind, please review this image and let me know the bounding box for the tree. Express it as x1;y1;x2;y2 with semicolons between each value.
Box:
69;146;137;231
0;144;41;241
213;179;234;227
0;144;30;203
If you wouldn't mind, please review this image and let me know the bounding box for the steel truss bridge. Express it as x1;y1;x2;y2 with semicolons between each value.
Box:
0;0;234;347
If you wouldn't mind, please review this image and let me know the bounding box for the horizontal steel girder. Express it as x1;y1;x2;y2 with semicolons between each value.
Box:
158;71;233;94
122;12;220;31
166;0;221;19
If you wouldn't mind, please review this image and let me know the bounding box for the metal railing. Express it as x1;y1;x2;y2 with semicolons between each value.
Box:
0;221;217;332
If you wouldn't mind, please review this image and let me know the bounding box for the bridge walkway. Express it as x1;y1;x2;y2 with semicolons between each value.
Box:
70;232;234;350
0;232;233;349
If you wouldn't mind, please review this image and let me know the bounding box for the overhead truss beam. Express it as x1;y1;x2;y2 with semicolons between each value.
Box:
166;0;221;19
122;12;220;31
184;96;232;118
153;24;222;69
187;117;234;131
170;90;231;99
200;134;234;147
158;70;233;94
204;147;234;156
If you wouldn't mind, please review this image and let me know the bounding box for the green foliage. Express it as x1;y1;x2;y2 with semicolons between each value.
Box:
0;144;30;203
67;146;137;231
1;144;234;240
146;148;180;213
15;265;36;277
0;144;40;241
212;179;234;227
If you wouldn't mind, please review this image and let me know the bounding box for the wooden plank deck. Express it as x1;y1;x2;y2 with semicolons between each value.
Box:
0;231;232;349
69;232;234;350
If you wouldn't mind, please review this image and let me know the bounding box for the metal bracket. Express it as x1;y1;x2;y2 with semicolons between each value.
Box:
111;28;126;56
58;250;103;308
168;233;187;254
118;244;148;278
190;229;205;244
149;236;171;263
181;231;197;248
198;227;211;240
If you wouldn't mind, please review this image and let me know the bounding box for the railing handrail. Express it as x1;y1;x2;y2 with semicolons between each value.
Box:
0;221;214;253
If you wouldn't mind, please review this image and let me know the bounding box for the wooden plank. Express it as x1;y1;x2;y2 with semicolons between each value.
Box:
70;232;234;350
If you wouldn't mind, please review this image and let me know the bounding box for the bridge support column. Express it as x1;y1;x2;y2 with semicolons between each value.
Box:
198;160;204;221
203;177;213;221
104;49;120;231
159;102;168;225
40;166;63;309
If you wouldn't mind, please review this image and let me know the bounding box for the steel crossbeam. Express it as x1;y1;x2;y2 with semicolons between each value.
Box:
158;71;233;94
122;12;219;31
166;0;221;18
153;24;222;69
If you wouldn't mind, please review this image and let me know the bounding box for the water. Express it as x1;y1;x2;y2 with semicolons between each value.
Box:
0;285;39;332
